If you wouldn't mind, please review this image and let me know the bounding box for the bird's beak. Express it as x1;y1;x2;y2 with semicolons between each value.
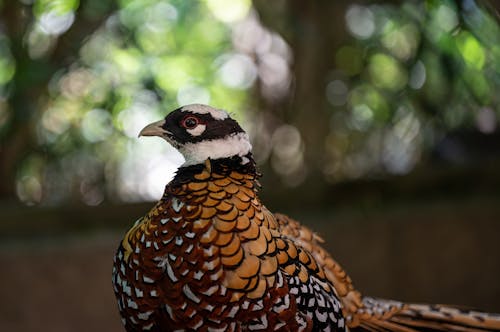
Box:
138;120;167;138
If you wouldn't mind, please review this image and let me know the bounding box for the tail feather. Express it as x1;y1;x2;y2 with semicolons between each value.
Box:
352;297;500;332
398;303;500;331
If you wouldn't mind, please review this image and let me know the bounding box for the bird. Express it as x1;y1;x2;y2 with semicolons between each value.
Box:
112;104;500;331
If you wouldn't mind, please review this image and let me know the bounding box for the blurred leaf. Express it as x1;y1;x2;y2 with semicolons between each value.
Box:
368;53;408;91
34;0;79;16
457;31;486;70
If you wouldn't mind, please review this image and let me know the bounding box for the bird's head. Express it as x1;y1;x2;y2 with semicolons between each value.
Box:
139;104;252;166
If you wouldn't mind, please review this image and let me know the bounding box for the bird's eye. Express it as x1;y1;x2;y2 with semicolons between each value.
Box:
181;116;199;129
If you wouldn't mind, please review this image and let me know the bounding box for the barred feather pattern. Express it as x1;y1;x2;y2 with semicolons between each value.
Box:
271;216;500;332
113;157;500;331
112;158;346;331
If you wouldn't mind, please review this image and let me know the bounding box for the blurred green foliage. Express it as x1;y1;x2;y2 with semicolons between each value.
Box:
0;0;498;206
1;0;253;204
322;0;500;180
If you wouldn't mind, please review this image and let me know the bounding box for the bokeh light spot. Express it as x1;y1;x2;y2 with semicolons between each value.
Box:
458;33;485;70
476;107;496;134
16;176;43;205
381;23;419;61
326;80;348;106
369;53;407;91
216;53;257;89
39;11;75;35
346;5;375;40
177;84;211;106
270;124;306;186
81;108;113;142
205;0;251;23
435;4;458;33
409;60;426;89
349;104;374;131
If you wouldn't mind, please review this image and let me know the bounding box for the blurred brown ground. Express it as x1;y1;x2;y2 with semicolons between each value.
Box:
0;233;123;331
1;196;499;332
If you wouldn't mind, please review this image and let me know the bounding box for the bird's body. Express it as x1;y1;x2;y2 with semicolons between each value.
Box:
113;104;500;331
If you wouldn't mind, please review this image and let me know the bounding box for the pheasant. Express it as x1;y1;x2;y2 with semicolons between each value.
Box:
112;104;500;331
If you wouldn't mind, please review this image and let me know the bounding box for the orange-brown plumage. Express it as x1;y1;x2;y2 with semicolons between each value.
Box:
113;104;500;331
113;156;344;331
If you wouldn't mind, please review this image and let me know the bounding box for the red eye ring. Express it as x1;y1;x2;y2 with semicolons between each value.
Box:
181;115;199;129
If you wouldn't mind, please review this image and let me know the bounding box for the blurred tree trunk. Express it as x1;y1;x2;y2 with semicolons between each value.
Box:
0;2;34;199
252;0;350;202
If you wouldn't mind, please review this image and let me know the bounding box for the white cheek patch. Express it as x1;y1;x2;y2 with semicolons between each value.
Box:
179;132;252;166
186;124;206;136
